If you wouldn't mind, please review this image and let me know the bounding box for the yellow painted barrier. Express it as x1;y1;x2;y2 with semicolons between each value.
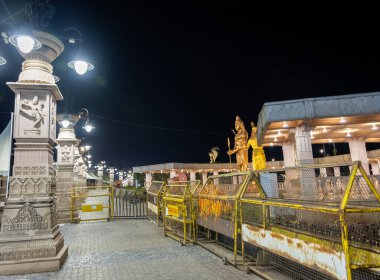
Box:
240;161;380;280
162;180;201;245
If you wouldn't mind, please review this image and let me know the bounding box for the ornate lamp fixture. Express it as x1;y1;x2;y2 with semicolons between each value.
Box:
63;27;94;75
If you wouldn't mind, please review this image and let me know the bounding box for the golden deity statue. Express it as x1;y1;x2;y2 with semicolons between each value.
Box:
247;121;266;171
227;116;248;171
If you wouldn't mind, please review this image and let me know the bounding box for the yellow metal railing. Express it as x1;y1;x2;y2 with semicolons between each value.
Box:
196;171;251;265
240;161;380;280
146;181;166;226
162;180;201;245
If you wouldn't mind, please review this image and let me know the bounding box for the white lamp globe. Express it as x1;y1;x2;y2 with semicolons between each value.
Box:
61;119;70;128
17;35;35;54
84;124;94;132
74;61;88;75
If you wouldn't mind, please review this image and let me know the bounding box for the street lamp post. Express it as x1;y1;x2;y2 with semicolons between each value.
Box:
109;166;115;187
97;161;106;186
55;114;80;223
0;30;68;275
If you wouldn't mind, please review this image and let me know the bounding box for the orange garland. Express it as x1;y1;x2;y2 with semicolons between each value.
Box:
198;184;232;218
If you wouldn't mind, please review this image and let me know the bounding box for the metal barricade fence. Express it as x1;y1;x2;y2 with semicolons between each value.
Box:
146;181;166;226
240;161;380;280
163;180;201;245
113;188;147;219
196;172;251;265
71;186;114;222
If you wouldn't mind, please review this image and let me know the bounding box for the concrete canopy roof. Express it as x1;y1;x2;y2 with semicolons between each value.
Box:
257;92;380;146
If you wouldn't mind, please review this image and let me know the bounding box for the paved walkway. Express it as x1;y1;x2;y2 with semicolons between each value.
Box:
1;220;262;280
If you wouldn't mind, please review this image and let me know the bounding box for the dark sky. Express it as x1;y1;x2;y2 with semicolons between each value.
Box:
1;1;380;171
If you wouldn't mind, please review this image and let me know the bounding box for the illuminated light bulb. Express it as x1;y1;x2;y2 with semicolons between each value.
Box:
271;158;275;162
328;139;332;143
277;130;282;136
84;145;91;151
61;119;70;128
310;131;314;139
340;117;346;123
74;61;88;75
17;35;35;54
87;155;92;159
274;136;278;142
84;124;94;132
372;123;378;130
270;143;274;146
0;56;6;65
323;126;327;133
346;129;352;137
282;121;288;128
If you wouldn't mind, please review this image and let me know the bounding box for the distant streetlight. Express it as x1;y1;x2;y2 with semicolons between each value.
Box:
0;55;6;65
79;108;95;132
61;118;70;128
83;122;95;133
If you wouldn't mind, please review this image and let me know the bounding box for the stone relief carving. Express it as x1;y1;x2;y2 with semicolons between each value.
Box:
50;100;56;138
20;96;46;134
10;176;53;196
61;145;72;161
73;158;79;173
1;202;49;232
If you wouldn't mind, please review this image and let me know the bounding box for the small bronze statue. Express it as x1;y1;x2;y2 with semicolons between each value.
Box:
227;116;248;171
208;147;220;163
247;121;266;171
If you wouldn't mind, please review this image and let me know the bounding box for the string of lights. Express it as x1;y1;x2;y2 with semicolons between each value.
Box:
91;114;228;135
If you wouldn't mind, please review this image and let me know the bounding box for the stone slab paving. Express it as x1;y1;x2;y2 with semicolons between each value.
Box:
0;220;262;280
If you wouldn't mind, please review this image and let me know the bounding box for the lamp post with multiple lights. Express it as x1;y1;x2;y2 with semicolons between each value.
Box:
0;29;69;275
0;1;96;274
55;111;95;223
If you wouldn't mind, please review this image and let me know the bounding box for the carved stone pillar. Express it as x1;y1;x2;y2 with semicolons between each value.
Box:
295;125;314;165
56;114;79;223
348;137;370;174
0;31;67;275
333;167;341;177
97;165;104;186
145;173;152;183
109;168;114;187
213;171;219;185
371;161;380;175
190;172;196;182
282;142;296;167
118;172;123;185
170;170;177;178
295;125;318;200
73;142;80;185
202;172;208;184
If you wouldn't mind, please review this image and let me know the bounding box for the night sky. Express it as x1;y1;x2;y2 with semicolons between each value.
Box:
1;1;380;171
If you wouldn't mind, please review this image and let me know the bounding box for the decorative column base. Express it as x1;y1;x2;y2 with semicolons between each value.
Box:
0;229;68;275
0;200;68;275
56;166;78;224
